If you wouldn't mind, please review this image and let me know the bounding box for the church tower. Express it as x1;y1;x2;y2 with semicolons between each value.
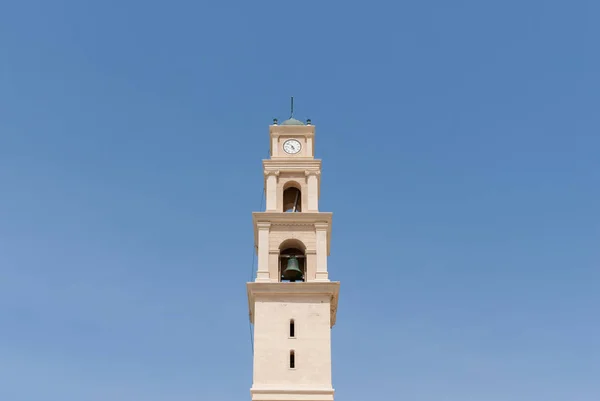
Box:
247;111;340;401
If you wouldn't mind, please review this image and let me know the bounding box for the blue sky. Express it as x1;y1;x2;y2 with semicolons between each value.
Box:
1;1;599;400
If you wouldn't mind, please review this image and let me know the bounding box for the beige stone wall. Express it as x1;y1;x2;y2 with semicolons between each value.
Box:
252;294;333;388
268;225;317;251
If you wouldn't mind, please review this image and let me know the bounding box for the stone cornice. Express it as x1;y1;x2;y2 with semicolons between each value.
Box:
247;281;340;328
263;159;321;170
269;124;316;137
263;157;322;166
252;212;332;255
270;222;315;230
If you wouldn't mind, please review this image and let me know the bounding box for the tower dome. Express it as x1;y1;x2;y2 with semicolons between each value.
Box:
280;117;305;126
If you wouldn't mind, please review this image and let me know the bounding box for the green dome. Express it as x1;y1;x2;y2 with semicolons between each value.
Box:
280;118;305;126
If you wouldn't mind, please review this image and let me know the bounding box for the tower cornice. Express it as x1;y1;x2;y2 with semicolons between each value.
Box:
269;124;315;137
247;281;340;328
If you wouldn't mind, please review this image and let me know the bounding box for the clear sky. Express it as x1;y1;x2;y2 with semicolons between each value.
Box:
1;1;598;400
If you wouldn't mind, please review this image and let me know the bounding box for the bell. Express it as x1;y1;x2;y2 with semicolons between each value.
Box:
282;255;303;281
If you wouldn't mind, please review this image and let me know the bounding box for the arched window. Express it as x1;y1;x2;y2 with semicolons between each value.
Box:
279;239;306;282
289;350;295;369
283;183;302;212
289;319;295;338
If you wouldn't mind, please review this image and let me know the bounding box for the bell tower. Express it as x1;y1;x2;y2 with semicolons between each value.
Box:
247;110;340;401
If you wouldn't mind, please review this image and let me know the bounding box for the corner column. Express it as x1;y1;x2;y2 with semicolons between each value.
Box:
306;134;314;157
305;170;320;212
271;135;278;158
255;222;271;282
264;170;279;212
305;249;317;281
314;222;329;282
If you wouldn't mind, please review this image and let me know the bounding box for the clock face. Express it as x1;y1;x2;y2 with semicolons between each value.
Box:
283;139;302;154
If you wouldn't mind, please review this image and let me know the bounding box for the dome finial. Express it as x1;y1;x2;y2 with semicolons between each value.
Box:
280;96;306;126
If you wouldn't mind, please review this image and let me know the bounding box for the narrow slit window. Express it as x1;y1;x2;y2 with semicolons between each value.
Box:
290;351;295;369
290;320;295;338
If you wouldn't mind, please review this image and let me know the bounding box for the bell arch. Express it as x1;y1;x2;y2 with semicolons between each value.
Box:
278;239;306;282
282;181;302;212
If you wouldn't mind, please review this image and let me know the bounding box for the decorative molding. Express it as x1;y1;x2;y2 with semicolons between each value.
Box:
256;222;271;229
263;159;321;169
264;170;280;177
313;222;329;231
305;170;321;177
253;212;331;223
270;222;315;229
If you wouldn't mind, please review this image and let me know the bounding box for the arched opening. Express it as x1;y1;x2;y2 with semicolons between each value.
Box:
289;350;296;369
279;239;306;283
289;319;295;338
283;182;302;212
